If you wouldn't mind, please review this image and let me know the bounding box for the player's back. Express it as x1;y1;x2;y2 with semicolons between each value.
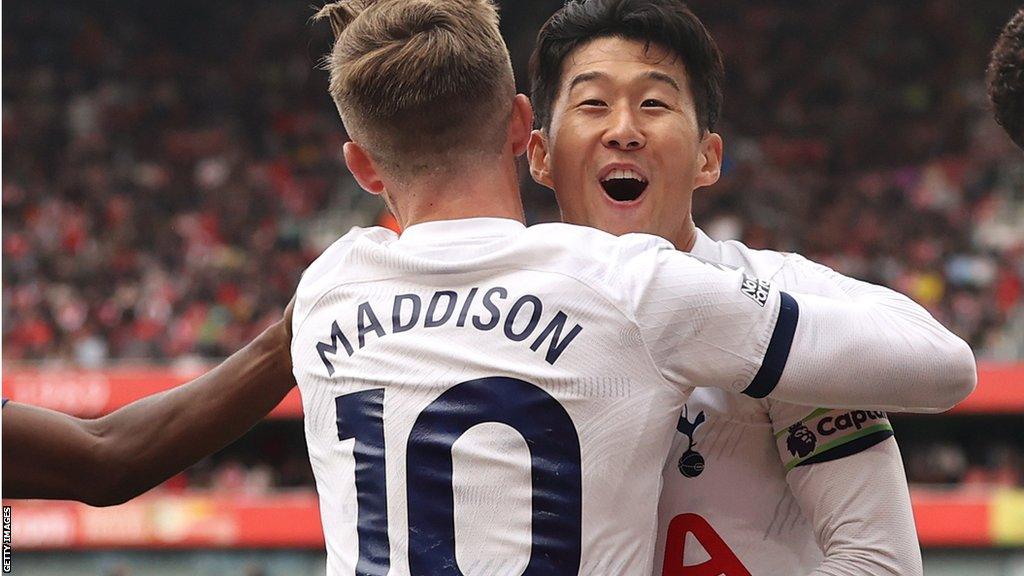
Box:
290;217;766;575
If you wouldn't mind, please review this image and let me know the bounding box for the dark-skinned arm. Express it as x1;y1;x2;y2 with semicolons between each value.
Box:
2;298;296;506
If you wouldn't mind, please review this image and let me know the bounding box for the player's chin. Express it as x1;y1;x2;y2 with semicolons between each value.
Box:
588;205;653;238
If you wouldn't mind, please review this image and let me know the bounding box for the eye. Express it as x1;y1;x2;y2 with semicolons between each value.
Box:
578;99;607;108
641;99;669;108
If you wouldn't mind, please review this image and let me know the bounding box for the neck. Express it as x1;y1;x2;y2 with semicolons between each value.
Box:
672;213;698;252
384;156;525;229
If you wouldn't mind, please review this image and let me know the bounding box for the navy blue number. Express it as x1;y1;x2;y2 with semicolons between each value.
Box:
336;378;583;576
407;377;583;575
336;389;390;576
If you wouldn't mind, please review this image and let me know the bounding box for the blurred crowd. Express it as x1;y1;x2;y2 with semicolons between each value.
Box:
3;0;1023;364
152;420;1024;493
160;422;315;495
905;440;1023;486
906;444;1023;487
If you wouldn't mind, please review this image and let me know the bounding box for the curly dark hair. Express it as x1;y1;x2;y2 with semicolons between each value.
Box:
529;0;724;135
987;7;1024;149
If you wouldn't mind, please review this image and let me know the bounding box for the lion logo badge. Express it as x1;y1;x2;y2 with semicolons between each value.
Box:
786;422;817;457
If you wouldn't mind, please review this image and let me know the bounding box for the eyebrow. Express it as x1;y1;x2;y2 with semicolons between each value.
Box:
566;70;682;94
566;71;606;94
642;71;681;92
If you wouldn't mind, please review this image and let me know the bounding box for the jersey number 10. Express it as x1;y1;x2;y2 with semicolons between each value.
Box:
336;377;583;575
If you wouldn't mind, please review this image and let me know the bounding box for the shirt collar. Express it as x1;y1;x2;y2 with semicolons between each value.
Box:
396;217;526;244
689;227;719;259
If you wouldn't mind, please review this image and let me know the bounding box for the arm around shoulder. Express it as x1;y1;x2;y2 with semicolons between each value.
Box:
776;259;977;412
2;302;297;507
88;314;296;506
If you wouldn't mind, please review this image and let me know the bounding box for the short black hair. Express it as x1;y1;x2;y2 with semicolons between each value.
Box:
987;7;1024;149
529;0;724;134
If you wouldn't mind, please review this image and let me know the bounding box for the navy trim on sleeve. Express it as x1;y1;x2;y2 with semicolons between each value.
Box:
742;291;799;399
795;429;894;468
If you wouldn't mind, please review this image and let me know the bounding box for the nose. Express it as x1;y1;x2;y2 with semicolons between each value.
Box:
602;108;645;151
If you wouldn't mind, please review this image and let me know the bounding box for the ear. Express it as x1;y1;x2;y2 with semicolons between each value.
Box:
509;94;540;156
343;141;386;195
527;129;555;190
694;132;723;189
508;93;534;157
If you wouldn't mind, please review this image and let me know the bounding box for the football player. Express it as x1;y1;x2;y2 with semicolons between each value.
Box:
526;0;940;574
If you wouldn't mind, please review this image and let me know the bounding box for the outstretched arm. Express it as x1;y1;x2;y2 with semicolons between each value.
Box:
3;299;297;506
630;243;975;412
765;258;976;412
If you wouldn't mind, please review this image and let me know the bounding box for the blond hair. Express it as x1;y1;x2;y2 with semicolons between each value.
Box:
315;0;516;175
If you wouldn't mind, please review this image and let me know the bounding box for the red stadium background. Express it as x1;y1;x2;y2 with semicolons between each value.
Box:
3;0;1023;574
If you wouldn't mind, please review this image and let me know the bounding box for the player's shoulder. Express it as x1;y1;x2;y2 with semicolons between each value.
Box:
520;222;676;283
292;226;397;332
297;226;397;291
692;230;846;295
691;229;793;279
525;222;673;259
518;222;698;321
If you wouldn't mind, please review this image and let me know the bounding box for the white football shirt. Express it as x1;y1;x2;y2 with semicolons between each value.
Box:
653;229;897;576
291;218;794;576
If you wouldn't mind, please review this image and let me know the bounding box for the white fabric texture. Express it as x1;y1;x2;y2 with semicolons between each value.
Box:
791;439;923;576
775;256;977;412
653;229;924;576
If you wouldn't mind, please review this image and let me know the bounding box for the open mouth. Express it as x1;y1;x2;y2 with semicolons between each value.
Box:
600;168;648;203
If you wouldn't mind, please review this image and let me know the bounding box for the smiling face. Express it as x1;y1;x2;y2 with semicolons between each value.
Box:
528;36;722;249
